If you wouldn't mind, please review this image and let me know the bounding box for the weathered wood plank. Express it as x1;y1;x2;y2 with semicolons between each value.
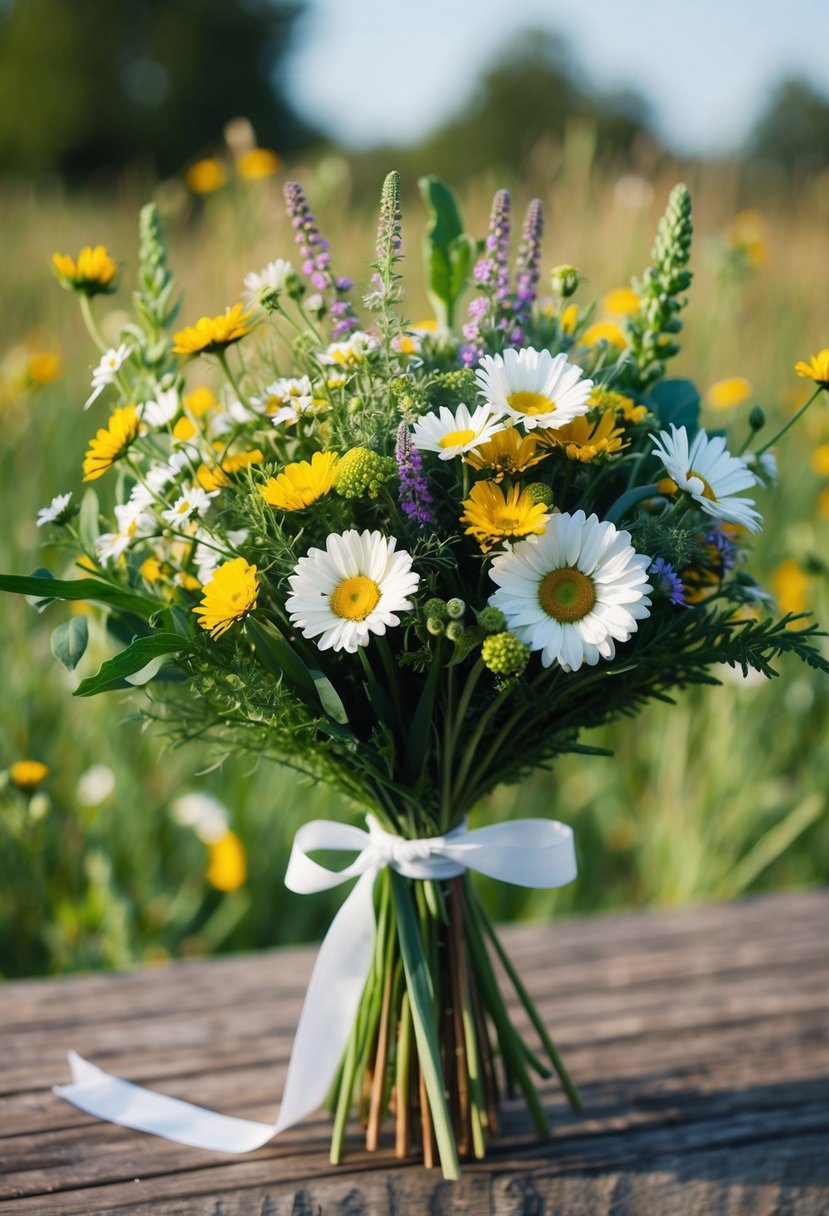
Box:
0;890;827;1214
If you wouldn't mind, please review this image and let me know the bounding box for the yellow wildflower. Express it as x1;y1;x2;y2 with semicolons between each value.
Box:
589;387;648;424
199;448;265;491
172;416;197;441
223;449;265;474
811;444;829;476
193;557;258;639
140;557;166;583
82;405;139;481
560;303;579;335
795;349;829;389
185;157;227;195
184;385;221;417
9;760;48;790
582;320;627;349
460;481;550;552
27;351;61;386
260;451;338;510
173;304;253;356
465;428;548;481
540;411;628;463
236;148;280;180
206;829;247;891
706;377;752;411
771;559;809;622
602;287;640;316
52;245;119;295
819;486;829;518
727;210;768;268
197;463;230;492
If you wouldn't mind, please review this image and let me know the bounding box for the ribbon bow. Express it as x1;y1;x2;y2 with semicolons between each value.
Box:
56;815;576;1152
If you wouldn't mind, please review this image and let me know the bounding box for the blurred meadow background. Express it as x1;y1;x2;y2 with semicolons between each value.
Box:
1;0;829;978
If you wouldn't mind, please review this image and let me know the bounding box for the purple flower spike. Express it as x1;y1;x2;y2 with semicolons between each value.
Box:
462;189;513;360
513;199;544;336
396;422;434;525
283;181;358;336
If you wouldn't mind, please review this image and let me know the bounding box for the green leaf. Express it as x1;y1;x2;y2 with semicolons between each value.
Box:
390;871;460;1181
247;617;349;724
310;669;349;725
74;632;183;697
648;378;700;432
78;489;100;549
405;647;442;783
50;617;89;671
0;570;162;619
419;176;470;330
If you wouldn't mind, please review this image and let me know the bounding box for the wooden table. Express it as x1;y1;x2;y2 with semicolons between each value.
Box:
2;890;828;1214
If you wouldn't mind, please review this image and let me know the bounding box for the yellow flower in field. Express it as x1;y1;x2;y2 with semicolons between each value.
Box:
236;148;280;180
727;210;768;268
819;485;829;518
795;349;829;389
51;245;119;295
812;444;829;476
540;411;629;463
184;385;221;417
602;287;640;316
589;387;648;424
465;428;548;481
206;829;247;891
185;157;227;195
140;557;166;583
560;303;579;335
82;405;139;481
197;463;231;492
27;351;61;386
172;416;197;441
582;320;627;349
193;557;258;639
771;559;809;624
9;760;48;790
460;481;550;552
223;448;265;475
260;451;338;511
197;448;265;491
173;304;253;356
177;572;202;592
706;376;752;411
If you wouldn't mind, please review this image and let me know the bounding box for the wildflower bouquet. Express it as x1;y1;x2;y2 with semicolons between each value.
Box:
4;173;828;1179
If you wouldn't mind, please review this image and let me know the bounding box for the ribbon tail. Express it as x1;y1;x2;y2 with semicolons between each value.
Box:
55;868;379;1151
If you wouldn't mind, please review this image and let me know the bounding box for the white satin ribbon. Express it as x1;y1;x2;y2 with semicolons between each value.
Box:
55;814;576;1152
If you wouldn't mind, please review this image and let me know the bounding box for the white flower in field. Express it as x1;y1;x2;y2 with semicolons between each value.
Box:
85;343;131;409
320;331;378;368
287;529;419;653
651;424;762;532
411;402;505;460
96;499;155;564
488;510;652;672
242;257;294;307
139;387;179;428
193;528;247;587
742;449;778;487
476;347;593;431
161;485;217;526
77;764;116;806
36;491;73;527
170;791;229;843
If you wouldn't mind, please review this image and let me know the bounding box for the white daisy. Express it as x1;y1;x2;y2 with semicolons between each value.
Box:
651;424;762;532
139;388;179;429
95;500;155;565
85;343;131;410
475;347;593;432
36;492;73;527
319;331;379;368
193;528;247;587
488;510;652;672
287;529;419;653
242;258;294;308
161;485;218;526
411;402;505;460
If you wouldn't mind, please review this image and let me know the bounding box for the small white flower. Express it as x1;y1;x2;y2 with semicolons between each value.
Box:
742;449;778;487
319;331;379;367
489;510;652;672
161;485;217;526
77;764;116;806
194;528;247;586
411;402;505;460
139;387;179;428
85;343;131;410
242;258;294;307
287;528;419;653
95;499;155;564
476;347;593;431
170;792;229;843
36;492;73;527
651;424;762;532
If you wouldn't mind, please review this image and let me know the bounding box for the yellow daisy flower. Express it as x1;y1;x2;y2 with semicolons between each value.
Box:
236;148;280;180
82;405;140;481
51;245;119;296
811;444;829;477
27;351;61;386
795;349;829;389
9;760;48;790
582;320;627;349
173;304;253;356
601;287;640;316
771;559;809;619
706;377;752;411
185;157;227;195
560;303;580;335
540;411;629;463
193;557;258;639
465;428;548;481
460;481;550;552
260;451;338;511
206;830;247;891
184;385;221;417
589;387;649;424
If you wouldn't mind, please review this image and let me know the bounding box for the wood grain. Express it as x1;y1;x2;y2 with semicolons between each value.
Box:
1;890;827;1214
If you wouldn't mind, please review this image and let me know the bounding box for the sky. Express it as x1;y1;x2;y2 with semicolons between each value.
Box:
286;0;829;155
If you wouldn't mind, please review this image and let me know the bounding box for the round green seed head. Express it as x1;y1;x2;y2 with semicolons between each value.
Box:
445;620;465;643
481;631;530;677
426;617;445;636
446;597;466;620
524;482;555;508
477;605;507;634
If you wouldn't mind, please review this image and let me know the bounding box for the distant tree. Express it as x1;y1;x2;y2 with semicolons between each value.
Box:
748;78;829;174
406;30;656;182
0;0;316;180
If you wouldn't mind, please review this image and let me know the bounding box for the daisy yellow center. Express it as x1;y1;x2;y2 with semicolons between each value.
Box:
507;390;555;416
330;575;381;621
538;567;596;622
686;468;717;501
439;427;476;449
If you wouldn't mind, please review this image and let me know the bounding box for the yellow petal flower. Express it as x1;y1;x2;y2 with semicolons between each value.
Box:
601;287;640;316
582;320;627;349
706;376;752;411
812;444;829;476
460;481;550;552
539;411;629;463
51;245;118;295
82;405;139;481
193;557;258;639
185;157;227;195
173;304;253;356
465;428;548;482
260;451;338;510
206;830;247;891
771;558;809;625
236;148;280;180
795;349;829;389
9;760;48;789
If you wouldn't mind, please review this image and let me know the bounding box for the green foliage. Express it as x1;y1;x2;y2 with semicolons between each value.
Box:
748;77;829;174
75;633;184;696
419;176;477;330
50;616;89;671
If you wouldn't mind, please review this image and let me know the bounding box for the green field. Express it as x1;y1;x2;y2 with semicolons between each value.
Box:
2;151;828;977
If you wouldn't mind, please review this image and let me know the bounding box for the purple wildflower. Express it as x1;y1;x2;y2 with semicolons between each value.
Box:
650;557;685;606
705;526;738;574
513;199;544;334
396;422;434;525
283;181;358;337
462;189;512;359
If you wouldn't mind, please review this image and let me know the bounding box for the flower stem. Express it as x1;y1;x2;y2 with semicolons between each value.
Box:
79;294;109;355
752;386;823;457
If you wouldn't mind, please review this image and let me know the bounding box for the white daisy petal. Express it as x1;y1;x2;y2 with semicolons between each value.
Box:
475;347;593;432
411;402;505;460
651;423;763;532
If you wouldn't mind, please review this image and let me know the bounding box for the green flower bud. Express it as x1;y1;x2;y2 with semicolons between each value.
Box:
481;632;530;677
524;482;555;508
333;446;396;499
445;620;465;643
748;405;766;431
426;617;445;636
476;605;507;634
446;597;465;620
424;597;447;621
550;265;580;297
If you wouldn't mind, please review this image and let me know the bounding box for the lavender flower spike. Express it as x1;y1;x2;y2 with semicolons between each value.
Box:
283;181;358;338
396;422;434;525
513;198;544;339
462;189;512;361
